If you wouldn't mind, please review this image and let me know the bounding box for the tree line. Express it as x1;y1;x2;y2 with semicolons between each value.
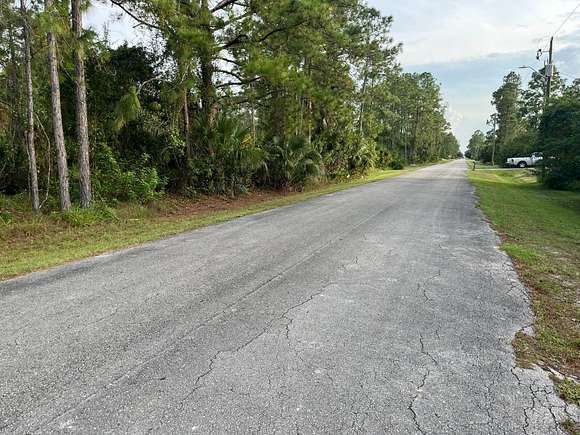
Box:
0;0;460;212
466;68;579;190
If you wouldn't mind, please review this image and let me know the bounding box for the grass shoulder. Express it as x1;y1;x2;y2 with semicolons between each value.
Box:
0;163;439;281
468;168;580;420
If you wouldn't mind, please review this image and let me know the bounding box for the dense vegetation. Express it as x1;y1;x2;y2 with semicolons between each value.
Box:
466;68;580;190
0;0;459;212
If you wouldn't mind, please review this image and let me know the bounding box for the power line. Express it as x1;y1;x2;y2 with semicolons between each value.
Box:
537;1;580;50
553;1;580;38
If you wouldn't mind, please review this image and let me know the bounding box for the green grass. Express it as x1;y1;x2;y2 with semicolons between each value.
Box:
557;378;580;407
468;169;580;409
563;419;580;435
0;165;428;280
470;161;503;170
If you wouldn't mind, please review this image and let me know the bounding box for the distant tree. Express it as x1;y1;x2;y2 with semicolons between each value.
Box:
501;130;537;163
440;131;460;158
467;130;486;161
492;72;522;148
520;68;566;129
538;99;580;190
563;79;580;101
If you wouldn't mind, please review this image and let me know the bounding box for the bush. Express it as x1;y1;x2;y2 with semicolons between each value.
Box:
266;136;323;189
375;143;393;169
194;115;266;195
348;137;377;174
538;99;580;190
542;164;580;191
61;205;118;227
315;130;377;178
389;158;405;170
92;145;165;203
0;210;12;224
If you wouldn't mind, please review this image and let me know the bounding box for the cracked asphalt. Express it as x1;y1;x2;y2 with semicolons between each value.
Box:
1;160;578;434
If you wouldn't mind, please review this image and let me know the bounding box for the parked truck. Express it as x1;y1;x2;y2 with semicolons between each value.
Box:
506;152;543;168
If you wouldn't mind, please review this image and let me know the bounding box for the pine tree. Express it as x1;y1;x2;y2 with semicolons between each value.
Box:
72;0;92;208
45;0;71;211
21;0;39;212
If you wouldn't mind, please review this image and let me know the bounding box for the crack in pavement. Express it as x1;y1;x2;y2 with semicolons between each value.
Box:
408;368;430;435
419;333;439;367
176;289;325;408
406;331;441;435
31;201;386;432
510;365;577;434
418;269;441;304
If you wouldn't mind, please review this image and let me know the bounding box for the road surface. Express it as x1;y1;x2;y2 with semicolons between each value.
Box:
1;160;576;434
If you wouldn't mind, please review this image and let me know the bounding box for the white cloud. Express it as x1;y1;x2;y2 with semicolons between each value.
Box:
366;0;580;148
368;0;580;66
86;1;141;46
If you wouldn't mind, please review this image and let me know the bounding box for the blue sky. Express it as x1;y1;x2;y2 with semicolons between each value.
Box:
87;1;580;149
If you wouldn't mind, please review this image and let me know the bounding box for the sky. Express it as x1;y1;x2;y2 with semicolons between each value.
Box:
367;0;580;149
87;0;580;150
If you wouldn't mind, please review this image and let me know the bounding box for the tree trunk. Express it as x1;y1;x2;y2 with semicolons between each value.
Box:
200;56;217;128
46;0;71;211
308;100;312;145
200;0;218;146
411;109;420;164
358;55;370;134
21;0;39;212
72;0;91;208
183;88;192;166
6;20;22;153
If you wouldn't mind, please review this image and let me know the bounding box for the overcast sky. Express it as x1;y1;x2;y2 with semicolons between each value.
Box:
87;0;580;149
367;0;580;149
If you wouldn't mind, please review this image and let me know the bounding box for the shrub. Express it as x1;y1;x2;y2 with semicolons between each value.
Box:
265;136;323;189
389;158;405;170
0;210;12;224
92;145;165;203
194;116;266;195
315;130;375;178
348;137;377;174
375;143;393;169
61;205;118;227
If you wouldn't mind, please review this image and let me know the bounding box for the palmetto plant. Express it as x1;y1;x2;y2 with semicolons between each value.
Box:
267;136;323;189
348;138;377;174
197;115;267;195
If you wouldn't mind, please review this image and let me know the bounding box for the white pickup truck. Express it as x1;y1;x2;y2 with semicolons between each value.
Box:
506;152;543;168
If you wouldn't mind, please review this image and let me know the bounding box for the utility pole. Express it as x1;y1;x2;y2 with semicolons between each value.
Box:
545;37;554;101
491;118;496;167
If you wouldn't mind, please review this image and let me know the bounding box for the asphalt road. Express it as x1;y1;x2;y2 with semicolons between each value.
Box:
1;160;576;434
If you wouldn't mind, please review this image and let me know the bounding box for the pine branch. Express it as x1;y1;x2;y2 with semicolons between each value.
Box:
211;0;240;13
109;0;163;32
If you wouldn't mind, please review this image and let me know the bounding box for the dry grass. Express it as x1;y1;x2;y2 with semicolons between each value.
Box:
0;166;423;280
